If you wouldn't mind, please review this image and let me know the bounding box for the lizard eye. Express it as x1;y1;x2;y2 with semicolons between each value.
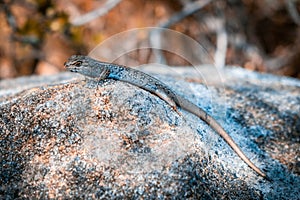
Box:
73;61;82;67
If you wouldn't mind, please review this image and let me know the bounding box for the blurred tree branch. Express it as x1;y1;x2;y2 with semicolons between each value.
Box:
150;0;212;64
71;0;122;26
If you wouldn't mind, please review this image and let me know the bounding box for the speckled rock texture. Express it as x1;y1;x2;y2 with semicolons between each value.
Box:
0;66;299;199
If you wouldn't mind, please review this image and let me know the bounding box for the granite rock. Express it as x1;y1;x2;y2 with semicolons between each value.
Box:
0;66;299;199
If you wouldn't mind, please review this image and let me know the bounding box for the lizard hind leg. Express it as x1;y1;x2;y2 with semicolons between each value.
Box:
154;90;182;116
171;105;182;116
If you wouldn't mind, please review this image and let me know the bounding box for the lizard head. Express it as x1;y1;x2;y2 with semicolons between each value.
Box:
64;55;96;77
65;55;113;78
64;55;88;73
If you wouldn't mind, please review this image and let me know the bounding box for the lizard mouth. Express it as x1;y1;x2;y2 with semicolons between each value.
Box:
68;68;77;72
65;66;79;73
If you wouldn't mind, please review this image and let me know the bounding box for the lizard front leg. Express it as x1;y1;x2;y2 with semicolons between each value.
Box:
86;68;110;87
92;68;111;88
96;68;110;82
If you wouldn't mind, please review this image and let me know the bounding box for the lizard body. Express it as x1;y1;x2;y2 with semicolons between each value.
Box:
64;55;268;179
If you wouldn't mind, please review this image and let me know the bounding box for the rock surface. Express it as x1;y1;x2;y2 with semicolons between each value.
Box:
0;66;299;199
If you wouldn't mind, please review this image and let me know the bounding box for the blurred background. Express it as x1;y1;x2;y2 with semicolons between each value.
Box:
0;0;299;79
